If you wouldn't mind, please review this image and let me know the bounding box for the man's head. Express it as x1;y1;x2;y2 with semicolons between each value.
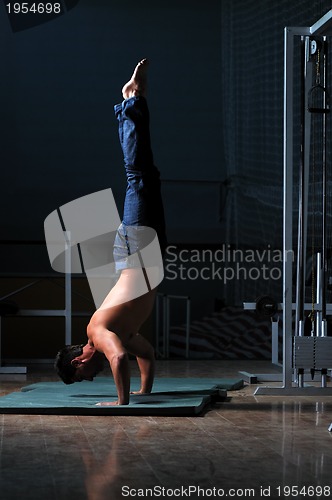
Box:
54;344;85;384
55;343;105;384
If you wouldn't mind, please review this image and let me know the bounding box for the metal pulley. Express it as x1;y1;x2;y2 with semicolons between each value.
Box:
308;43;330;113
308;84;330;113
255;296;278;317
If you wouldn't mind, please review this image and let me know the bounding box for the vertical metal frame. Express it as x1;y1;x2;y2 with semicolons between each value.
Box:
255;10;332;395
64;231;72;346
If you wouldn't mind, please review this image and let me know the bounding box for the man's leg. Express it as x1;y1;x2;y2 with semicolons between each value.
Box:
114;60;154;174
114;60;167;253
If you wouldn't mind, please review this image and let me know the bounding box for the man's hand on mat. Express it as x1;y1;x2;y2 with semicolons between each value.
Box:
96;401;124;406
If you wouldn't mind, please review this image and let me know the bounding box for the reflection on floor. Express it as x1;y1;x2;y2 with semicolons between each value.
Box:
0;360;332;500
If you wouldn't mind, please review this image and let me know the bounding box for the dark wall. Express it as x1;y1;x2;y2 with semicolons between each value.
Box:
0;0;223;247
2;0;332;332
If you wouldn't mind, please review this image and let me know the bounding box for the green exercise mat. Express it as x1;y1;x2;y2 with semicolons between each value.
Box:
0;377;243;416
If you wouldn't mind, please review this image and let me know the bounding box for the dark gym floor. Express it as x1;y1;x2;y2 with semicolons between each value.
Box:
0;359;331;500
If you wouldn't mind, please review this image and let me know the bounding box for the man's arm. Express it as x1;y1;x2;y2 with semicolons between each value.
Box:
126;333;155;394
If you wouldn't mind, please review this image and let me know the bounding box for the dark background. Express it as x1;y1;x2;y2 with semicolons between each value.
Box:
1;0;332;359
0;0;223;243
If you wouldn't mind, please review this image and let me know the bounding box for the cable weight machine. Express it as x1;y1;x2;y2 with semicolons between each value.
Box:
254;10;332;395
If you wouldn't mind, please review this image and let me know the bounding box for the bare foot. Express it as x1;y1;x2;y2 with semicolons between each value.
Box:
122;58;148;99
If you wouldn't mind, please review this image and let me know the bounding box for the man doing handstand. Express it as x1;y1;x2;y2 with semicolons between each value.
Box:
54;59;167;406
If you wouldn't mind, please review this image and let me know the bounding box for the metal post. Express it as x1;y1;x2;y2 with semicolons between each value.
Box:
185;297;191;359
321;37;328;324
282;26;296;390
295;37;306;339
64;231;72;346
316;253;323;337
161;295;191;359
155;293;164;357
165;295;170;358
271;318;280;366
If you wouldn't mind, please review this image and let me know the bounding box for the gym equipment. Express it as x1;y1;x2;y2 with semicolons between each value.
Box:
155;294;191;359
255;296;279;318
245;10;332;395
